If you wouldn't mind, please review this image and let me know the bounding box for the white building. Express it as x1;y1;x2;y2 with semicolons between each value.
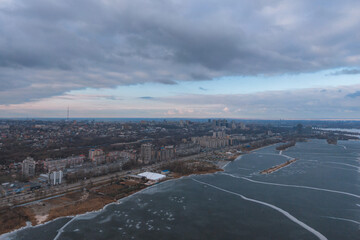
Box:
138;172;166;182
49;170;63;185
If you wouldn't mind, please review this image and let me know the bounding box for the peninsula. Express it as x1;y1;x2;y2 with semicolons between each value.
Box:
260;159;297;174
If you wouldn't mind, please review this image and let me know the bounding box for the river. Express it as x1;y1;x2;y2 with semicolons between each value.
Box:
1;139;359;240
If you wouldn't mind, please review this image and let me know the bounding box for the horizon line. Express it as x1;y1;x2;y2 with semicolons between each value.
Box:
1;117;360;121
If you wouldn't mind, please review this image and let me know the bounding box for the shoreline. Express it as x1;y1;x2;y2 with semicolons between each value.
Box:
0;166;224;236
0;142;276;237
259;142;298;174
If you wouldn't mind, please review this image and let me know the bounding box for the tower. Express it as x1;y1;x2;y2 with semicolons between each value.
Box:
22;157;36;177
140;143;153;164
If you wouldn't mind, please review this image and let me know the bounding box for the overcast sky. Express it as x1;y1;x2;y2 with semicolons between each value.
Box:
0;0;360;119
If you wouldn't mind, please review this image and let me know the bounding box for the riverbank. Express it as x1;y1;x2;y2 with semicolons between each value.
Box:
0;141;278;236
0;160;223;235
276;141;296;151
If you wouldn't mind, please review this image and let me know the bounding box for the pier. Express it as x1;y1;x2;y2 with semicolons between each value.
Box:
260;159;297;174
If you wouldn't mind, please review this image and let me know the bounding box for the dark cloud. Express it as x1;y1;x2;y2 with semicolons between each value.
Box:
156;79;178;85
1;0;360;104
191;73;211;80
330;69;360;75
139;96;154;100
346;91;360;98
102;96;122;101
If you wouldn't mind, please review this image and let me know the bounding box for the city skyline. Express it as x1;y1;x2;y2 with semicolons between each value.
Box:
1;0;360;118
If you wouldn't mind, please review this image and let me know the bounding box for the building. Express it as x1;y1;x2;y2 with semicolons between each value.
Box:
44;155;85;172
89;149;104;161
213;131;226;138
138;172;166;182
191;135;229;148
127;174;146;183
106;151;121;163
89;149;106;165
140;143;154;164
93;155;106;165
157;145;176;162
22;157;36;177
212;119;227;127
107;150;137;163
176;143;201;157
49;170;63;185
120;150;137;163
44;158;66;172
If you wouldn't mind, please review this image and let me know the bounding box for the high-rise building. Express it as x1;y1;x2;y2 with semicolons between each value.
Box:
176;143;201;157
239;122;246;130
192;132;229;148
213;131;226;138
140;143;153;164
157;145;176;162
22;157;36;177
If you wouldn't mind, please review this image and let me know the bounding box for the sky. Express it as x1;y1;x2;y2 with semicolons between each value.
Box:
0;0;360;119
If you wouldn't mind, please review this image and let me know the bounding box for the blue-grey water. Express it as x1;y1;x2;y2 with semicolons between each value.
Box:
1;139;359;240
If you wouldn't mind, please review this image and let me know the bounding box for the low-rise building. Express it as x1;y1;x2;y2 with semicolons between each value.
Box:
44;155;85;172
191;136;229;148
138;172;166;182
89;149;106;165
49;170;63;185
176;143;200;156
89;149;104;161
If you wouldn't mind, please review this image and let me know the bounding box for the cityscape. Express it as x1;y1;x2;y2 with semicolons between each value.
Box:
0;118;359;238
1;0;360;239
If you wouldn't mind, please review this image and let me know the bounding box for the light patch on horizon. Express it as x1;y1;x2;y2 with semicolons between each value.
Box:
44;67;360;99
1;84;360;119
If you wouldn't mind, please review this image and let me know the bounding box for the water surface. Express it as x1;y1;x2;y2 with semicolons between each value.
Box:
2;140;359;240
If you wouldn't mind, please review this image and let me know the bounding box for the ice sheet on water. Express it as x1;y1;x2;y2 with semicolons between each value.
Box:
168;195;185;203
98;215;113;224
76;211;101;221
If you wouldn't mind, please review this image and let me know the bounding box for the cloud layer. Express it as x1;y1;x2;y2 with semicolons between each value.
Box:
1;84;360;119
1;0;360;104
156;85;360;119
